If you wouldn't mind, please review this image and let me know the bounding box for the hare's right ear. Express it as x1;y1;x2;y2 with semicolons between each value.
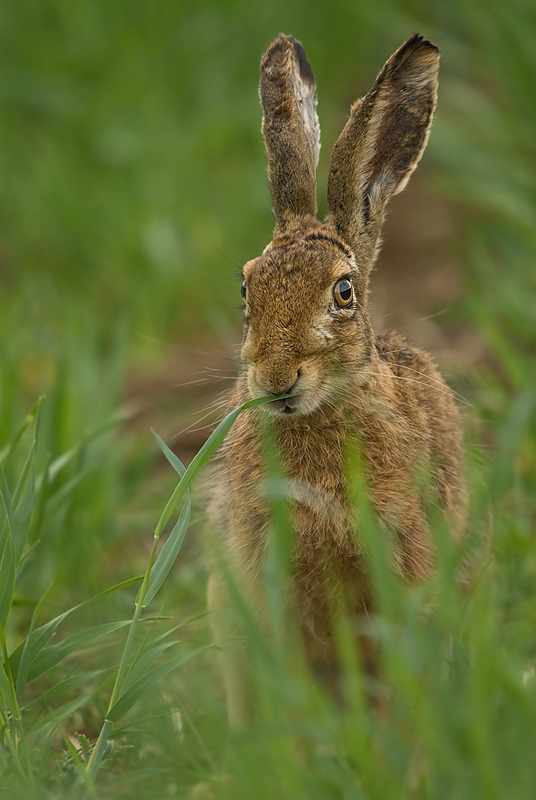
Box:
327;34;439;266
260;34;320;234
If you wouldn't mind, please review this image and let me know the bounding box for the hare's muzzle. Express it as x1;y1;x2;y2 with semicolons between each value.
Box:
257;369;301;398
246;347;331;415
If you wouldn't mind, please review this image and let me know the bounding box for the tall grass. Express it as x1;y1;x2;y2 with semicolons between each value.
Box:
0;0;535;797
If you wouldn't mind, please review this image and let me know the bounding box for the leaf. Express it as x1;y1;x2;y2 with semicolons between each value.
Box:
29;680;110;741
16;585;52;702
9;610;79;683
0;466;16;541
152;431;186;477
11;439;36;509
0;467;16;629
0;398;41;466
0;659;18;718
12;463;36;563
142;497;191;607
106;645;212;722
121;639;181;694
9;576;143;680
26;620;133;685
23;669;109;710
0;536;15;631
46;411;128;485
60;730;98;798
1;401;41;568
87;575;145;603
154;394;278;536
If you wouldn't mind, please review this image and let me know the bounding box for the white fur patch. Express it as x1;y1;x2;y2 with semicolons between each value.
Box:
291;73;321;168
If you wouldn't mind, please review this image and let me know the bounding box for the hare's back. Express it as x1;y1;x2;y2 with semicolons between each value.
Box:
374;328;459;424
375;329;446;389
374;328;465;530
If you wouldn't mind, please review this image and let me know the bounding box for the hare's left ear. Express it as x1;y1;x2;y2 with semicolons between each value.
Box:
327;34;439;263
260;34;320;234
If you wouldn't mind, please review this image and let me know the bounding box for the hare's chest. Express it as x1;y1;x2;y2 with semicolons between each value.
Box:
277;424;357;554
225;418;355;555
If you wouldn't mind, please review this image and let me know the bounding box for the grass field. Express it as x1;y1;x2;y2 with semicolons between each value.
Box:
1;0;535;797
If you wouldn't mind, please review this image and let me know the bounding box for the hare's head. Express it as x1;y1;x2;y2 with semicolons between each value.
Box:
241;34;439;417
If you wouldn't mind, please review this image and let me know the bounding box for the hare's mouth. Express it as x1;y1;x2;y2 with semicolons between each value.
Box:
261;388;325;417
267;396;299;415
248;371;326;417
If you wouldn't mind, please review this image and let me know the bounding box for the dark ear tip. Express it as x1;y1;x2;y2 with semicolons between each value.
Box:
261;33;315;86
388;33;439;78
403;32;440;57
286;35;316;85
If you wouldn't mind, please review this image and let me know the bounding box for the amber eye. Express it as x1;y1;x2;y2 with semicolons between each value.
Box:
241;281;247;300
334;278;353;308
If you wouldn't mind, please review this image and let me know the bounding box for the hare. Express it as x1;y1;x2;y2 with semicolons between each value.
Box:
207;33;466;726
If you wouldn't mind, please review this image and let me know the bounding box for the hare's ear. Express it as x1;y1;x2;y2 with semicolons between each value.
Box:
260;34;320;233
327;34;439;262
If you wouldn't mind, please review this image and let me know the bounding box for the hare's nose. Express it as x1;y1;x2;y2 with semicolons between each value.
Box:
262;368;301;397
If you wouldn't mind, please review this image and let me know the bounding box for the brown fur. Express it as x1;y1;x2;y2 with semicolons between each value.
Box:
207;33;466;726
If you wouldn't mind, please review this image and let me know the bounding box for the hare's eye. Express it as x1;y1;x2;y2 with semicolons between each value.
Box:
334;279;353;308
241;281;247;300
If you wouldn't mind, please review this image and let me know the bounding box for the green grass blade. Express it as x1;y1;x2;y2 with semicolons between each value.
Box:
0;467;16;540
45;411;130;485
61;729;99;800
491;388;535;496
154;394;279;537
23;670;109;710
0;399;40;466
142;497;191;607
10;393;41;514
0;537;15;631
26;620;133;685
12;465;36;564
0;465;16;631
151;431;186;477
29;679;111;741
9;576;143;680
11;441;36;509
121;640;181;694
0;659;18;718
9;611;81;684
106;644;212;723
15;586;52;703
35;726;58;786
82;576;145;603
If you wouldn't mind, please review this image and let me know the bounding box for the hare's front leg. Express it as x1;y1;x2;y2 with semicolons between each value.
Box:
207;573;253;728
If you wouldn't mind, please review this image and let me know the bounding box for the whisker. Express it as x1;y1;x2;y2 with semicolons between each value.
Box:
338;357;471;406
211;244;243;271
173;420;224;438
331;369;470;408
172;347;240;365
416;308;450;323
172;376;218;388
172;367;238;390
333;386;397;415
371;311;396;326
204;398;231;413
389;363;470;407
362;371;471;406
371;307;450;329
196;394;229;412
172;404;226;439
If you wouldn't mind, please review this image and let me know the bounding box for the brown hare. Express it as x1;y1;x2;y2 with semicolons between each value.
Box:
207;33;466;726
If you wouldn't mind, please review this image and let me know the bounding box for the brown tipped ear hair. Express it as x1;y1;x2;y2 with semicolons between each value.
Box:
326;34;439;261
260;34;320;233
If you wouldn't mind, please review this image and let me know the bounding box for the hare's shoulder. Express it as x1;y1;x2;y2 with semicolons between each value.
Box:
374;329;438;378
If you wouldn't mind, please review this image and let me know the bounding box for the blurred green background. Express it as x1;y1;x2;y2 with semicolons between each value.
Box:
1;0;535;796
2;0;535;412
